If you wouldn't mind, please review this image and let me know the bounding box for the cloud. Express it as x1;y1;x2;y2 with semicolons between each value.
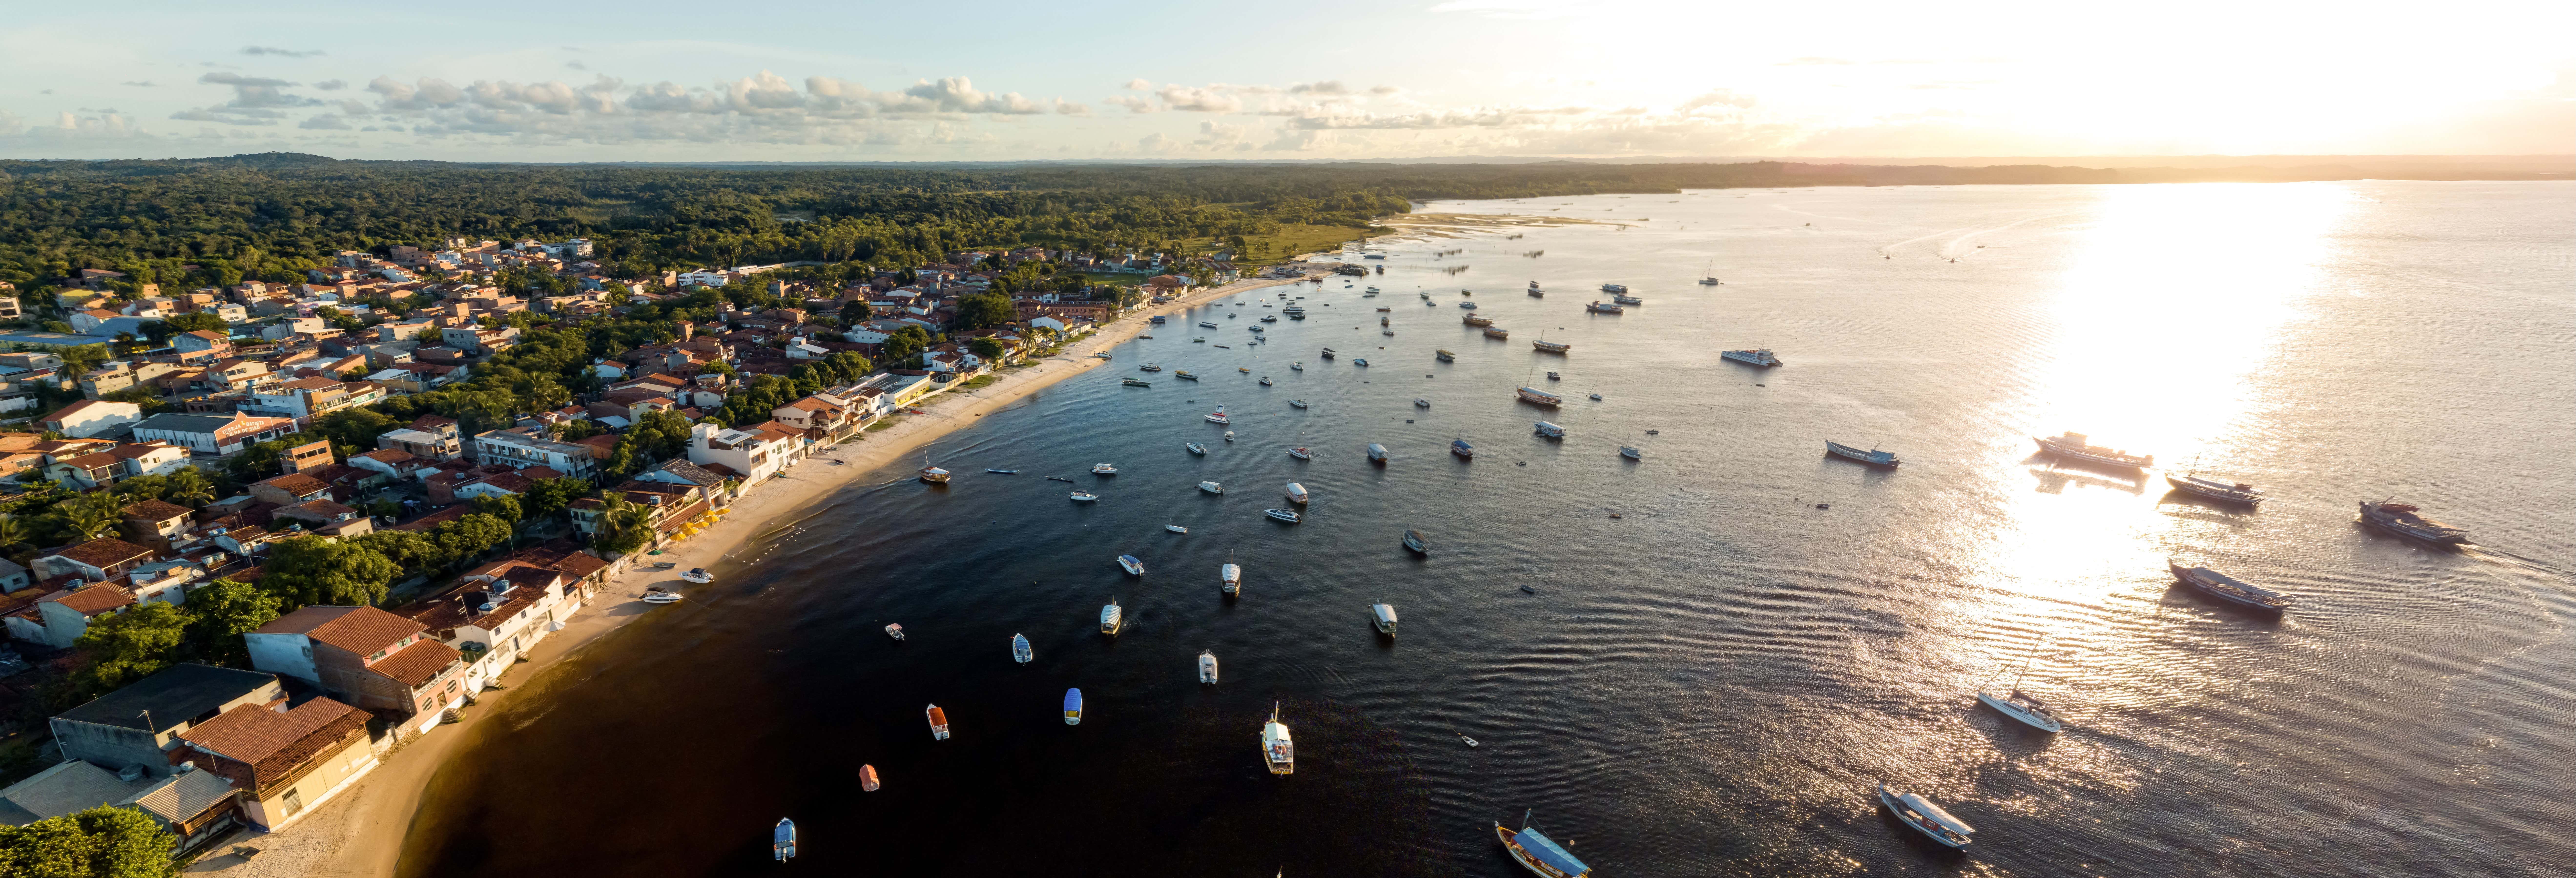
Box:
121;80;155;87
1678;89;1757;112
241;46;324;58
0;111;162;151
1370;85;1401;95
299;113;352;130
1103;95;1157;113
567;61;588;71
1425;0;1594;19
1285;106;1594;129
313;79;347;91
1777;57;1855;66
1156;85;1241;113
199;71;318;108
1122;78;1152;91
1288;81;1349;95
1053;99;1090;116
345;70;1075;146
901;77;1045;114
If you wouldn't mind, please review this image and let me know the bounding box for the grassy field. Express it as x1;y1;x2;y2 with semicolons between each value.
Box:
1173;222;1376;266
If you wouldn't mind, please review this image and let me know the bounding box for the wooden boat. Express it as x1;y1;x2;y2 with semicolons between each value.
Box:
2169;562;2296;612
918;465;950;483
1402;530;1428;554
1494;812;1590;877
1121;378;1152;387
1463;314;1493;326
2359;498;2470;544
1826;441;1899;467
1880;783;1972;849
1436;349;1456;361
2034;431;2149;468
1484;327;1510;339
925;704;950;740
1517;386;1562;406
859;765;880;792
2165;473;2263;505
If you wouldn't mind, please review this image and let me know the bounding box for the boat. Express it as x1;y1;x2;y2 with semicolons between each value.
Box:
1402;530;1428;553
926;704;951;740
1285;482;1310;504
1531;336;1571;353
986;469;1020;474
1527;287;1544;299
1261;703;1295;775
2166;473;2262;505
1459;731;1479;747
1366;443;1390;463
1484;327;1511;339
1290;362;1304;370
1719;347;1782;367
1224;430;1236;443
1588;393;1602;401
2359;499;2470;544
1288;447;1312;460
1365;286;1380;293
1354;358;1369;366
1139;363;1164;372
1166;523;1189;533
1199;321;1219;328
1376;306;1393;312
2169;562;2297;612
1321;348;1336;359
859;765;880;792
1464;315;1494;326
1459;301;1479;309
1265;508;1302;523
1289;399;1309;409
1878;783;1973;849
1176;371;1199;380
1610;293;1642;305
1118;554;1145;576
1199;481;1225;495
1283;306;1305;317
1259;377;1273;386
1976;664;2062;733
1206;409;1231;424
1383;329;1395;336
1187;442;1207;455
1012;633;1032;663
774;818;798;862
1517;386;1563;406
1200;650;1220;684
1414;398;1431;408
2033;431;2150;468
1586;301;1624;314
1547;372;1559;380
1535;421;1566;438
1371;602;1398;635
1069;490;1098;502
1600;283;1628;293
1100;597;1124;634
1238;367;1252;374
1063;688;1083;725
642;591;683;604
1262;315;1279;322
1699;259;1722;285
681;568;713;584
1436;349;1456;362
1460;288;1472;296
1093;463;1118;474
1825;441;1901;467
1047;476;1075;482
1122;378;1152;387
1221;553;1242;596
885;623;906;641
918;465;950;483
1619;446;1642;460
1451;439;1474;459
1494;812;1591;877
1419;291;1431;299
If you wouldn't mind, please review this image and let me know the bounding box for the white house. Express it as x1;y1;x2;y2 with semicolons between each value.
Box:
471;427;598;480
38;399;141;438
685;422;802;486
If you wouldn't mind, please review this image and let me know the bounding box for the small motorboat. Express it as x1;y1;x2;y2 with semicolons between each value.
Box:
1118;554;1146;576
1069;490;1099;502
1436;349;1457;362
1367;443;1390;463
1402;530;1429;554
1239;367;1252;374
1826;441;1901;467
1223;430;1236;443
884;623;906;641
1092;462;1118;475
1521;584;1537;594
1588;393;1602;401
926;704;951;741
1221;554;1242;596
1321;348;1336;359
1265;508;1303;524
1459;731;1479;748
986;469;1020;474
859;764;881;792
1187;442;1207;455
1206;410;1231;425
1100;597;1124;635
1354;358;1369;367
681;568;713;584
1545;371;1560;381
1289;447;1312;460
1879;783;1973;849
1166;521;1190;533
774;818;798;862
1262;703;1295;775
1259;377;1273;386
1063;688;1084;725
1199;650;1220;684
1370;602;1399;636
1012;633;1033;664
1285;482;1310;504
1122;378;1152;387
1290;362;1304;370
1289;399;1309;409
1535;421;1567;438
1177;370;1200;379
1413;398;1431;408
1721;347;1783;367
1619;446;1643;460
918;466;950;483
1199;481;1225;495
1451;439;1474;459
642;591;683;604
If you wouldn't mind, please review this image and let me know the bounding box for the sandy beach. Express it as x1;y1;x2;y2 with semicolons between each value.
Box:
182;273;1309;878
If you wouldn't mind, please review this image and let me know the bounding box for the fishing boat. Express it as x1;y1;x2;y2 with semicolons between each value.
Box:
1879;783;1973;849
1535;421;1567;438
1176;370;1199;380
1206;408;1231;425
1199;321;1219;329
1531;335;1571;353
1587;301;1623;314
917;459;950;483
1354;358;1369;367
1459;301;1479;309
1265;508;1303;524
1451;439;1474;459
681;568;713;584
1464;314;1494;326
1262;314;1279;322
1187;442;1207;455
642;590;683;604
1221;553;1242;596
1371;602;1399;636
1238;367;1252;373
1289;447;1312;460
1047;476;1075;482
859;765;880;792
1200;650;1220;684
1139;363;1164;372
1600;283;1628;293
1494;812;1591;877
1166;523;1189;533
1976;664;2062;733
1261;703;1295;775
2166;473;2263;505
1527;286;1544;298
1403;529;1429;554
1199;480;1225;495
1436;349;1456;362
1484;327;1511;339
1285;482;1310;504
2169;562;2297;612
1321;348;1336;359
986;468;1019;474
1121;378;1152;387
1720;347;1781;367
1366;443;1390;463
926;704;951;740
1093;462;1118;475
1588;393;1602;401
1619;445;1642;460
774;818;798;862
2034;431;2150;468
1414;398;1431;408
2359;498;2471;544
1012;633;1032;664
1517;386;1563;406
1118;554;1145;576
1100;597;1124;634
1063;688;1084;725
1283;305;1305;317
1363;288;1379;296
1069;490;1098;502
1290;362;1305;370
1259;377;1273;386
1419;291;1432;300
1610;292;1642;305
1224;430;1236;443
1289;399;1309;409
1825;441;1901;467
884;623;906;641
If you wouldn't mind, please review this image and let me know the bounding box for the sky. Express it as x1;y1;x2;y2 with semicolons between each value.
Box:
5;0;2570;162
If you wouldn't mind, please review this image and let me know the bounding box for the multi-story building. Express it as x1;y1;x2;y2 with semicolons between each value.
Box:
472;427;597;480
245;605;467;737
127;411;299;459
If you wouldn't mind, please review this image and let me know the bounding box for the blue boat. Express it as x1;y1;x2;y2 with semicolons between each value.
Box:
1494;811;1589;876
1824;441;1900;467
1118;554;1145;576
1063;688;1084;725
1451;439;1474;459
773;818;797;861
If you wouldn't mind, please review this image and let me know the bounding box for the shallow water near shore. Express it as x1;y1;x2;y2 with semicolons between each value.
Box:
400;181;2573;877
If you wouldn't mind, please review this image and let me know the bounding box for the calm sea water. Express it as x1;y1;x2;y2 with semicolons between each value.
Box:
400;182;2574;877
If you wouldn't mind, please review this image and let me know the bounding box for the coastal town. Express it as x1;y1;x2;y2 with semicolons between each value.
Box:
0;235;1313;870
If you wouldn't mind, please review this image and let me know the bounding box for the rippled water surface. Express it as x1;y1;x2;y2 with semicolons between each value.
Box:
403;182;2574;877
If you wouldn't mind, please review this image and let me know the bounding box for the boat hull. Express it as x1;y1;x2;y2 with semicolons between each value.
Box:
2164;475;2262;505
1975;691;2063;733
1494;824;1590;877
1878;786;1971;850
1824;441;1900;467
2169;563;2295;612
1719;349;1781;367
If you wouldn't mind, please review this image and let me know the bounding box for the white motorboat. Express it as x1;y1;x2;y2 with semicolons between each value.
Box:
1371;602;1399;636
1414;398;1431;408
1012;633;1032;663
1100;597;1124;635
642;591;683;604
1200;650;1220;684
1069;490;1098;502
1221;553;1242;596
1879;783;1973;849
884;623;906;641
1288;446;1312;460
1976;687;2062;733
775;818;798;862
1289;399;1309;409
1265;508;1302;523
1224;430;1236;443
1092;462;1118;475
1285;482;1310;504
1619;446;1642;460
1206;410;1231;425
1199;480;1225;495
1186;442;1206;455
1166;523;1189;533
1117;554;1145;576
1261;703;1295;775
681;568;713;584
1534;421;1566;438
1720;347;1783;367
1367;443;1389;463
1290;362;1304;371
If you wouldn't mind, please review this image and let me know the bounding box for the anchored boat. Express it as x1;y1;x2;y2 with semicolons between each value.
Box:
1495;811;1591;877
1879;783;1973;849
2035;431;2151;468
859;765;880;792
1402;530;1428;554
1265;508;1302;523
1063;688;1083;725
1367;443;1390;463
1012;633;1032;664
1117;554;1145;576
1451;439;1474;459
2170;562;2297;612
1199;650;1220;684
1534;421;1567;438
1221;553;1242;596
1261;703;1295;775
1370;602;1399;636
1825;441;1900;467
1285;482;1310;504
2358;498;2470;544
884;623;906;641
925;704;951;740
1121;378;1152;388
774;818;798;861
1720;347;1782;367
1100;597;1124;634
1517;386;1563;406
1436;349;1456;362
2166;473;2263;505
1199;480;1225;495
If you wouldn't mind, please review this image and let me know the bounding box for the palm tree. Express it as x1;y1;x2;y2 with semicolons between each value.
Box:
167;468;216;508
0;513;29;556
63;501;117;541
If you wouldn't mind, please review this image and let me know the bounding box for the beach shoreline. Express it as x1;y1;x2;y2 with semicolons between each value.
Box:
186;273;1310;878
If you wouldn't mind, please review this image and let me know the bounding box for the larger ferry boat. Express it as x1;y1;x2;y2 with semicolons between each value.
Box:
1517;385;1563;406
2035;431;2152;468
1720;347;1782;367
2358;499;2471;544
1585;301;1624;314
1494;812;1592;877
1261;703;1295;775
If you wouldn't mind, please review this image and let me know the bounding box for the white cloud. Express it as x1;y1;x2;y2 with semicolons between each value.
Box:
241;46;324;58
1103;95;1157;113
1425;0;1596;20
1677;89;1757;113
1156;85;1241;113
1122;78;1153;91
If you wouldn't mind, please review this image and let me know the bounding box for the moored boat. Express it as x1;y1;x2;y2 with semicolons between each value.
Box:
926;704;951;740
1976;686;2062;733
1285;482;1310;504
1290;362;1304;370
1600;283;1628;293
1720;347;1782;367
1494;812;1590;877
2358;498;2470;544
1092;462;1118;475
1264;508;1302;523
1117;554;1145;576
1221;554;1242;596
1206;409;1230;424
1175;370;1199;380
1261;703;1295;775
1199;650;1220;684
1610;292;1642;305
1121;378;1152;387
642;590;683;604
1288;447;1312;460
1402;529;1428;553
859;765;880;792
1414;398;1431;408
1825;440;1901;467
1366;443;1389;463
1878;783;1973;849
1436;349;1456;362
1534;420;1566;438
1464;314;1494;326
2034;431;2149;468
1320;348;1336;359
1531;336;1570;353
1619;445;1642;460
774;818;798;861
918;465;950;483
1100;597;1124;634
884;623;906;641
1517;386;1563;406
1370;602;1399;636
681;568;713;584
1451;439;1474;459
2169;561;2296;612
1199;480;1225;495
2166;473;2262;505
1187;442;1207;455
1355;358;1369;366
1484;327;1511;339
1139;363;1164;372
1063;688;1083;725
1259;377;1273;386
1069;490;1098;502
1289;399;1309;409
1012;633;1032;664
1586;301;1623;314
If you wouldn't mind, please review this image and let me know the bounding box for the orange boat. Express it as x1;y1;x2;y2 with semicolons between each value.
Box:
859;764;881;791
925;704;951;740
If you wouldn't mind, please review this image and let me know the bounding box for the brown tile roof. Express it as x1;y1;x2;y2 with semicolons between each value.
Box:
367;638;461;688
179;697;359;766
253;605;424;656
59;451;119;470
254;473;332;498
47;584;137;615
52;537;154;570
391;506;468;532
272;499;356;521
183;697;369;796
352;448;415;465
121;500;194;522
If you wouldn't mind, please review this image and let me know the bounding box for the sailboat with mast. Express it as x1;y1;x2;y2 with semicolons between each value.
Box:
1975;658;2063;733
917;450;949;483
1698;258;1722;286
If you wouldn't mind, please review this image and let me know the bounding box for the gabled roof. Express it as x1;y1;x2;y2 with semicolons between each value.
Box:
49;537;154;570
178;697;361;766
253;473;332;497
46;584;137;615
120;499;194;522
368;639;461;687
253;604;425;656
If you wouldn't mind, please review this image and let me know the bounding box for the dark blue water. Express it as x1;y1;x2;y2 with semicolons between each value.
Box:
403;182;2574;877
